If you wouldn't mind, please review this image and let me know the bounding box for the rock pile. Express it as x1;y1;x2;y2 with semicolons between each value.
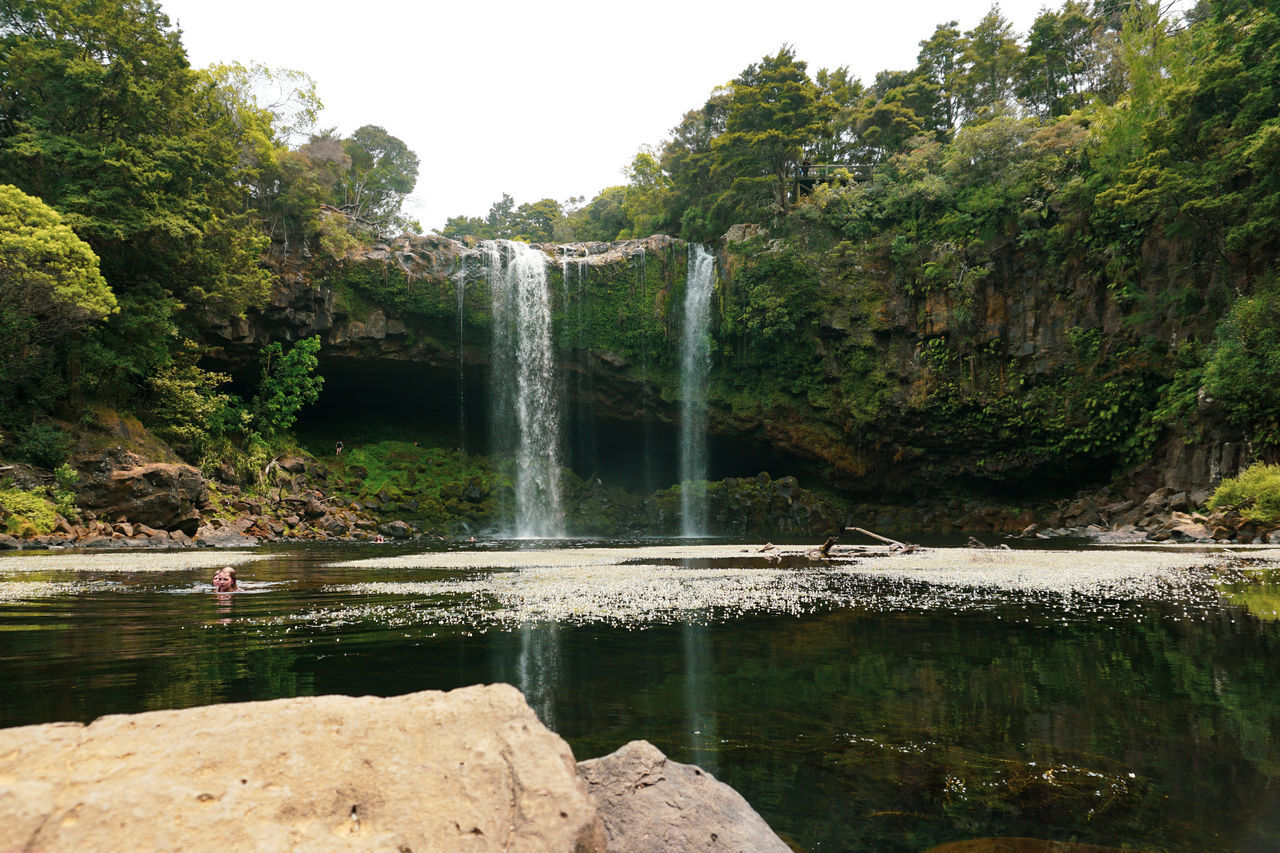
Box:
1;452;403;552
1023;484;1280;544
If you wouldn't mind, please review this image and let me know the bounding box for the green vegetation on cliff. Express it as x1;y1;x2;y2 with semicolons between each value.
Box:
0;0;417;470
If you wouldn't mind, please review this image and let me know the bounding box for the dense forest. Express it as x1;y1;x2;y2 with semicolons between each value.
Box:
3;0;1280;536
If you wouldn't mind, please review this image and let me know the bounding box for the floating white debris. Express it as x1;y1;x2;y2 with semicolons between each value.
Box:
315;545;1277;628
0;550;259;574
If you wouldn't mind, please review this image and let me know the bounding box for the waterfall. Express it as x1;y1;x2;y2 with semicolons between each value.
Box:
454;265;467;453
487;240;565;538
679;244;715;537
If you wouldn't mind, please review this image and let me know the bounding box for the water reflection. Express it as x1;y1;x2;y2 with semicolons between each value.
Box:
0;545;1278;852
683;620;718;776
516;621;561;730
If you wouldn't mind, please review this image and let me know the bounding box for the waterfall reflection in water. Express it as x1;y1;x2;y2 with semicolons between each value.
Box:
1;543;1278;852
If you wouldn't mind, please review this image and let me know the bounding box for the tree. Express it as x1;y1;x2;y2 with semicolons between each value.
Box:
917;21;967;134
336;124;419;234
0;0;271;316
661;93;730;240
558;186;628;242
1019;2;1105;119
0;184;116;419
511;198;563;243
813;66;867;162
249;336;324;438
620;148;673;238
712;46;829;216
959;7;1023;122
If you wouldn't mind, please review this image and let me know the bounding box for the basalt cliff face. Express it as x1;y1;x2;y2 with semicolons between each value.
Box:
202;230;1246;511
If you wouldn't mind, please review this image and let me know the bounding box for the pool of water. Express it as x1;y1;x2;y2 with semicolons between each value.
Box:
1;541;1278;852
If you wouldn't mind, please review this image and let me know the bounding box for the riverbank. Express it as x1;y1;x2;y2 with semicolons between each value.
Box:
2;419;1277;552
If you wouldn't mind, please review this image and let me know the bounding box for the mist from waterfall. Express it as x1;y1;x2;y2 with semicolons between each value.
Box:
679;244;715;537
487;240;564;538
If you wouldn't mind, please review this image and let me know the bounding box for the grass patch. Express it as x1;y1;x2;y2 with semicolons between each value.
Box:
327;440;507;533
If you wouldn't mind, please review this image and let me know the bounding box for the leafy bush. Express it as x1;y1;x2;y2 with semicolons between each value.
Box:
1204;285;1280;450
0;488;59;536
249;336;324;438
1208;463;1280;525
12;423;70;469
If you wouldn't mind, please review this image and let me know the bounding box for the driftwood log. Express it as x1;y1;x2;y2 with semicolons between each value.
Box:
845;526;917;553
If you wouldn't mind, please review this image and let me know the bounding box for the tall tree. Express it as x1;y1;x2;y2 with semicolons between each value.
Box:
712;46;829;216
337;124;419;234
0;184;116;417
960;6;1023;122
0;0;270;315
661;92;729;240
1019;2;1105;118
917;21;968;134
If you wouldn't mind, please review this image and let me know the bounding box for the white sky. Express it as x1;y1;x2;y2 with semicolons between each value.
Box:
161;0;1076;232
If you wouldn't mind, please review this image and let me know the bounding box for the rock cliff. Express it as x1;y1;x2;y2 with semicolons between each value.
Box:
199;230;1247;516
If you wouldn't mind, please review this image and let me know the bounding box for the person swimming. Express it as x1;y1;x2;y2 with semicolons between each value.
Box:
211;567;238;592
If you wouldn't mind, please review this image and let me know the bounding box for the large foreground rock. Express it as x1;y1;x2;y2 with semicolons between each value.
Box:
0;684;605;852
576;739;789;852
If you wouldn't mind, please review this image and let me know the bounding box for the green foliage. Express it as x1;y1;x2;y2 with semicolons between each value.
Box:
336;125;420;234
1203;284;1280;449
249;336;324;438
327;441;501;532
550;240;682;367
11;423;71;469
0;487;60;535
334;259;454;323
0;184;116;420
713;45;830;217
149;339;232;456
619;149;673;239
0;0;272;315
1209;463;1280;525
557;187;629;242
442;193;566;243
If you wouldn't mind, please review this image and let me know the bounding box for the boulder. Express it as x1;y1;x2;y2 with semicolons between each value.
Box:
0;684;605;853
75;460;207;534
576;739;789;853
379;519;413;539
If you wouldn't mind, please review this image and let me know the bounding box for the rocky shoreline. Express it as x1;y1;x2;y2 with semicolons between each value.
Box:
1;414;1273;552
4;480;1275;553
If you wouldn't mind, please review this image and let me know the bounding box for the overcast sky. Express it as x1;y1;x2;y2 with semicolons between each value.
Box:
161;0;1076;232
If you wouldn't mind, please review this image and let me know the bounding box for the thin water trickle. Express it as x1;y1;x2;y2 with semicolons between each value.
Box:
680;244;715;537
454;264;467;453
487;241;564;538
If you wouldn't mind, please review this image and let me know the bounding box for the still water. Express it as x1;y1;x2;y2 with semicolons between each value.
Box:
1;541;1278;852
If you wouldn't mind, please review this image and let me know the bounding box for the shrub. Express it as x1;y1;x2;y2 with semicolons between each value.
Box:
12;423;70;469
0;488;59;536
1208;463;1280;525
